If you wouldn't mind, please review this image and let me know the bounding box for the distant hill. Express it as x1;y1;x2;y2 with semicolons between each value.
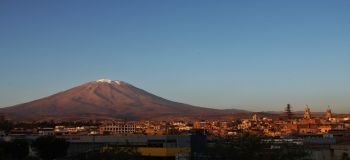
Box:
222;108;250;113
0;79;247;121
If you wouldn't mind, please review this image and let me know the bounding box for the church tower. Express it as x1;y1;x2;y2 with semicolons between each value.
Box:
304;105;311;119
325;106;332;119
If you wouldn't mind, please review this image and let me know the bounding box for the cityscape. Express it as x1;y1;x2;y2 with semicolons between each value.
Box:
0;80;349;160
1;0;350;160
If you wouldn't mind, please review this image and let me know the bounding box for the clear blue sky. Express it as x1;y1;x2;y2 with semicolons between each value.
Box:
1;0;350;113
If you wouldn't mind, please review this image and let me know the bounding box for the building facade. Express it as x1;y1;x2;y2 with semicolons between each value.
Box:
100;124;136;135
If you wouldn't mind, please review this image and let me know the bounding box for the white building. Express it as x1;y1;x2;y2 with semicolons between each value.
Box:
100;123;136;134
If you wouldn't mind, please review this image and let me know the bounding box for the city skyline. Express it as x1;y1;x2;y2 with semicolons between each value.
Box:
1;0;350;112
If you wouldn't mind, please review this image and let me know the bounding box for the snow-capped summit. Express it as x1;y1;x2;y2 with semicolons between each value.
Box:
114;80;121;85
96;79;113;83
95;79;122;85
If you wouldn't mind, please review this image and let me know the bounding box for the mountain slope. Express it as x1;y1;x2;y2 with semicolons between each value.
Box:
0;79;237;121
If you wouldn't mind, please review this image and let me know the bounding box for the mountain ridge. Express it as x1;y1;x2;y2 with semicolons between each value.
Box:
0;79;247;121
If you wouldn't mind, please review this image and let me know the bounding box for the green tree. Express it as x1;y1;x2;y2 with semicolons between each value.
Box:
0;139;29;160
32;136;69;160
0;120;13;133
74;144;142;160
206;135;264;160
206;135;311;160
285;104;294;120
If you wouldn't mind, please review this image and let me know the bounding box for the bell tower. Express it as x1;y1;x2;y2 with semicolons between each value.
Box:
325;106;332;119
304;105;311;119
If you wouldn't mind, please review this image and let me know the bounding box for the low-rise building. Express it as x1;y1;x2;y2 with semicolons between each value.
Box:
100;123;136;135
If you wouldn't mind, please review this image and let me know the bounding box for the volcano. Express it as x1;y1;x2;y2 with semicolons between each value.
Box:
0;79;240;121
